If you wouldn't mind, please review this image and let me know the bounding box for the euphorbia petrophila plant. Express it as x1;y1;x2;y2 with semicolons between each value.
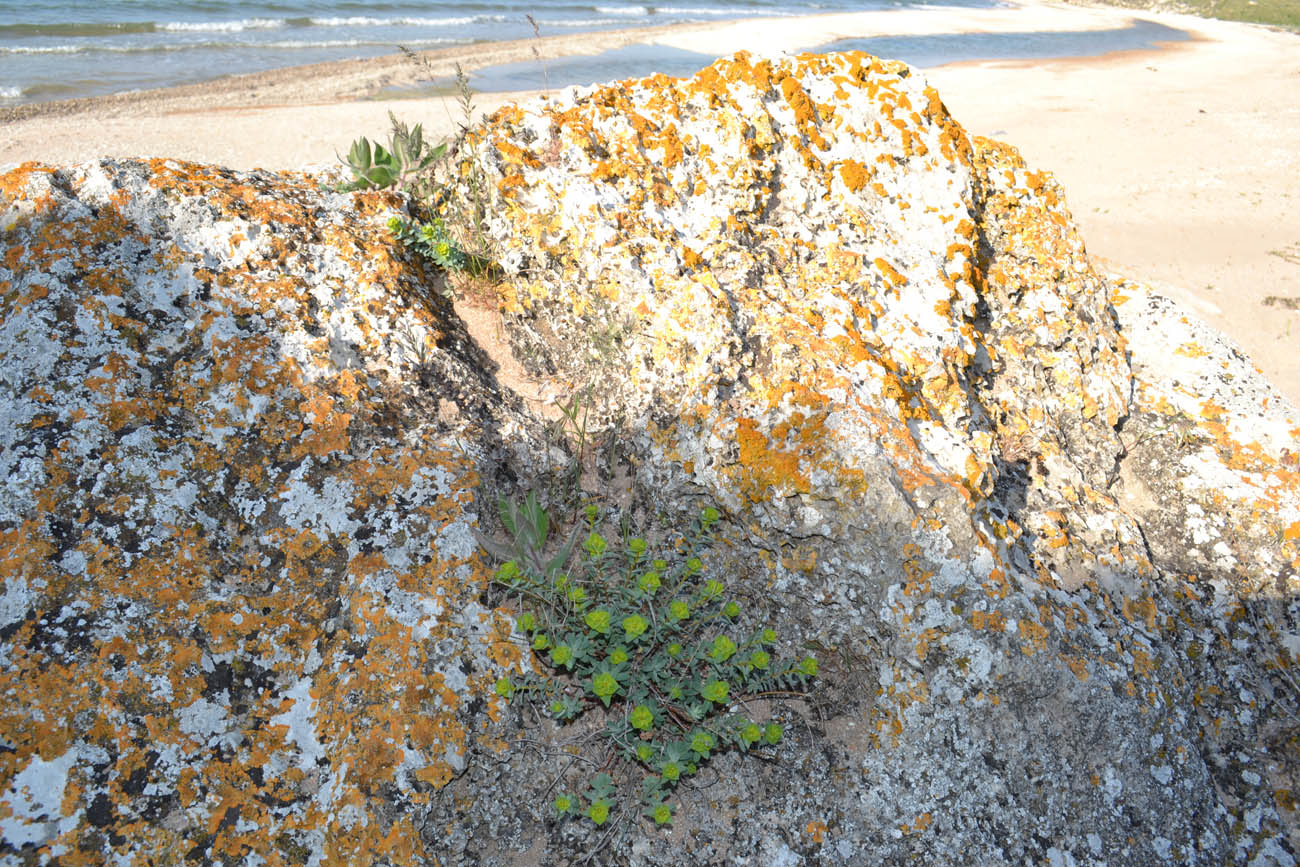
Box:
483;500;817;827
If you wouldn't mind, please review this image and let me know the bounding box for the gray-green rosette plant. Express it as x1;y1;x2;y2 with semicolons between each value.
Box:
336;118;445;193
484;499;817;828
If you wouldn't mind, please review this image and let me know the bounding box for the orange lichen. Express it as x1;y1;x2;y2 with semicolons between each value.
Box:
901;812;934;834
1017;619;1050;655
1060;655;1091;682
735;417;809;500
0;160;56;199
839;159;871;192
971;609;1007;632
0;159;510;864
780;75;822;129
873;257;908;289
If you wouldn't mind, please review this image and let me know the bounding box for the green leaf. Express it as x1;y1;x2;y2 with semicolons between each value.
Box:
584;531;607;558
588;772;616;799
668;600;690;622
497;495;518;536
566;632;594;663
689;730;715;758
551;643;574;669
749;649;770;670
494;677;514;698
366;166;397;188
592;671;620;706
584;609;612;635
544;521;584;577
587;799;611;826
390;135;409;168
629;704;654;731
700;679;729;704
764;722;783;745
550;696;582;720
525;492;548;543
709;635;737;663
637;571;661;595
799;655;819;677
622;614;649;641
554;793;575;815
348;138;372;173
723;600;741;618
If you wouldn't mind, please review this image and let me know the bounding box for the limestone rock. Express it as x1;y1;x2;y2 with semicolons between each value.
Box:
0;160;529;863
2;52;1297;865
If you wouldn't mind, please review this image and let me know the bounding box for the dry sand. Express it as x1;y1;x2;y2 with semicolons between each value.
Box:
3;0;1297;404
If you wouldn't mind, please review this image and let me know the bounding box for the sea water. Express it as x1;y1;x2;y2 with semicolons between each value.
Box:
0;0;988;104
0;0;1184;106
466;19;1188;93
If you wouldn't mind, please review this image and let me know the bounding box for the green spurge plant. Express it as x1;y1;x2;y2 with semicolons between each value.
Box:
486;499;817;827
387;215;467;271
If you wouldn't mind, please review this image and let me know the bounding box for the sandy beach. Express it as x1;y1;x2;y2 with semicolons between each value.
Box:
3;0;1297;404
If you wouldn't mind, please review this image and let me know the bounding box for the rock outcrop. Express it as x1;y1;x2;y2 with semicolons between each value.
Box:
2;52;1297;865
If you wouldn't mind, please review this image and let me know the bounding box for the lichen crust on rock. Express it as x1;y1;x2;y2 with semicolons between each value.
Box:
0;159;525;863
1;49;1298;866
452;49;1299;864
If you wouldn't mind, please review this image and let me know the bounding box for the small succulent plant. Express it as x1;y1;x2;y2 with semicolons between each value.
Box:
386;215;467;272
483;499;817;828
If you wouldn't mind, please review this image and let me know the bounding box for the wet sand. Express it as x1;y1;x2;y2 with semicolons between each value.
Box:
3;0;1297;403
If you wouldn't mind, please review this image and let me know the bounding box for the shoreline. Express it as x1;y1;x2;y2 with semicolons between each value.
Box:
2;3;1176;124
2;0;1297;405
0;24;713;124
